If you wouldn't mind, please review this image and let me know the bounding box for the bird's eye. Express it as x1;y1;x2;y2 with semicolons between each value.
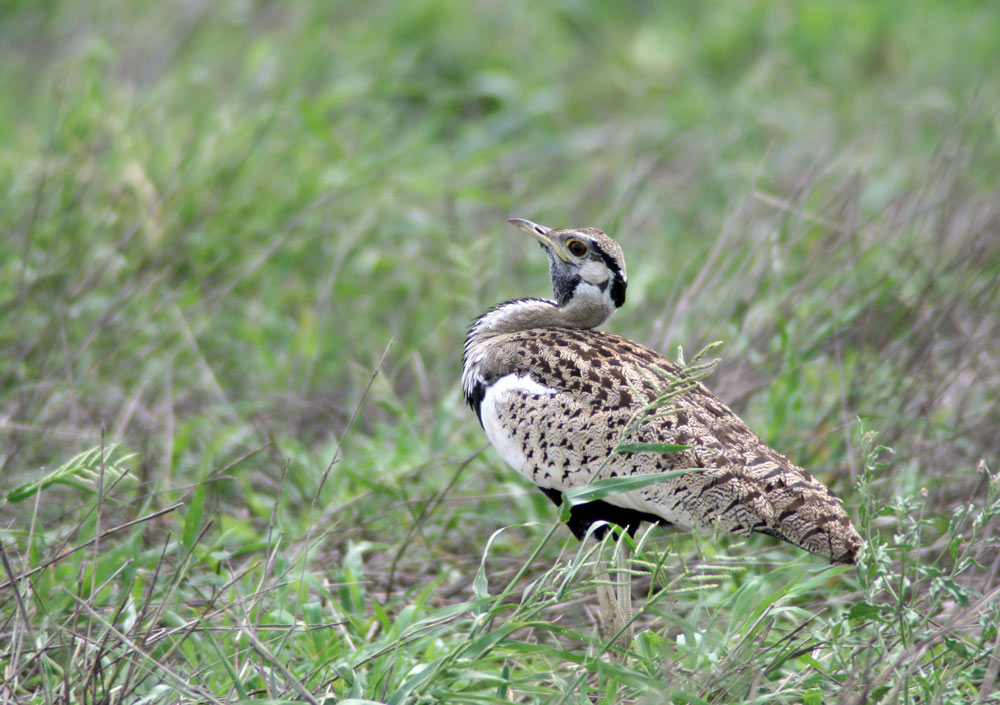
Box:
566;239;588;257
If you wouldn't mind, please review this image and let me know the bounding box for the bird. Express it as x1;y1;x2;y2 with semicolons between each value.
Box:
461;218;863;642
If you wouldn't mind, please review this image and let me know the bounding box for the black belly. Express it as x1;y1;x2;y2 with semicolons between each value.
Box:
539;487;671;540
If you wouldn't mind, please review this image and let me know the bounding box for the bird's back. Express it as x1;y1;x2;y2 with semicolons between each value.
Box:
472;325;862;564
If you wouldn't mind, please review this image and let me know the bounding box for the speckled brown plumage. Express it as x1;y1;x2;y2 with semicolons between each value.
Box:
463;219;863;564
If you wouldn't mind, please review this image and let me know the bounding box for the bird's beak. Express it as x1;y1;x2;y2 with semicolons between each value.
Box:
508;218;570;263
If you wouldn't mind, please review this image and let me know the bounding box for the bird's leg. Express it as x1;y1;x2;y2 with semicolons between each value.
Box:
614;535;633;642
593;529;633;656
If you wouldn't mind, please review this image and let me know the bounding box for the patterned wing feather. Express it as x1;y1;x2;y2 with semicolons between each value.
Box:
478;326;862;564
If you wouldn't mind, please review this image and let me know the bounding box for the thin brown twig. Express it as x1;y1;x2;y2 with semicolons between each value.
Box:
61;593;226;705
316;336;395;499
0;502;184;590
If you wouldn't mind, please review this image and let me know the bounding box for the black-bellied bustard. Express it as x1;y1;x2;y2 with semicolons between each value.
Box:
462;218;862;646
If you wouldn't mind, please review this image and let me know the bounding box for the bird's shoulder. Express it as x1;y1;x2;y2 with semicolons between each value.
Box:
480;326;773;456
478;326;686;400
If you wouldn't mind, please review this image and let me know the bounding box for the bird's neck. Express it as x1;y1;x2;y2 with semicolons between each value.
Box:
462;298;576;408
467;296;610;343
461;294;615;413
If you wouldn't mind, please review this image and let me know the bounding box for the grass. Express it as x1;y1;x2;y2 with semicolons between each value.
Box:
2;0;999;702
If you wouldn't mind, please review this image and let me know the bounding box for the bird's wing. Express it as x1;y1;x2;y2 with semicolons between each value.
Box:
478;326;862;563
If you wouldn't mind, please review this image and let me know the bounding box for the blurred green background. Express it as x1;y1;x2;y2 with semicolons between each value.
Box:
2;1;999;701
3;0;997;475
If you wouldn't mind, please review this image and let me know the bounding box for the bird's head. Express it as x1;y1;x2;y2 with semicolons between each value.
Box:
508;217;627;328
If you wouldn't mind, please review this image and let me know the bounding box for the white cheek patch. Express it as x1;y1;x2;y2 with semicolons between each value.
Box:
480;374;557;475
579;260;610;286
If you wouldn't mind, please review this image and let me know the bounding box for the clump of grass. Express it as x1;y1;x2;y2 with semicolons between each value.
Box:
836;430;1000;704
9;420;997;704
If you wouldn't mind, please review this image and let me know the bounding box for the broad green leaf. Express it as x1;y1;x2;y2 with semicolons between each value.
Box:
563;468;703;506
615;442;692;454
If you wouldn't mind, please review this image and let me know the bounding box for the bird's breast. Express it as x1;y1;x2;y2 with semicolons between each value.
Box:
479;372;558;476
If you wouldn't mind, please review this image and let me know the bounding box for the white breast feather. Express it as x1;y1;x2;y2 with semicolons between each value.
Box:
480;374;556;477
